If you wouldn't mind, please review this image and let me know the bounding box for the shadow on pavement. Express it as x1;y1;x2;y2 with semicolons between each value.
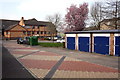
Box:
2;45;37;80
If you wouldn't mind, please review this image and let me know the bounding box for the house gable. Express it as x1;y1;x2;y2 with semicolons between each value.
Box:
10;25;26;31
100;17;120;30
100;24;115;30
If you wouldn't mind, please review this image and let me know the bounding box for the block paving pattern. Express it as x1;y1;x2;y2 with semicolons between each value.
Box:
3;42;119;78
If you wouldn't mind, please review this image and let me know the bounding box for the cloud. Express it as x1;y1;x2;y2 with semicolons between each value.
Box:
0;0;105;20
18;0;68;15
17;0;94;20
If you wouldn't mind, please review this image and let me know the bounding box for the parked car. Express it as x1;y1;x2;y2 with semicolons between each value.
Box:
56;39;65;43
17;38;24;44
23;36;30;45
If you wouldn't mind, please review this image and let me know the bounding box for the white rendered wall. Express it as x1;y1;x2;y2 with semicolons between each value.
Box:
93;33;110;37
78;33;90;37
66;34;76;37
114;33;120;36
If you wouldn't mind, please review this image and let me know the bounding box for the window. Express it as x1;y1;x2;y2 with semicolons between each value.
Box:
44;31;46;34
37;26;39;29
107;22;111;25
25;26;31;28
32;26;35;29
41;31;43;34
23;31;26;35
6;31;10;35
27;31;31;35
32;31;34;34
48;32;50;34
37;31;39;34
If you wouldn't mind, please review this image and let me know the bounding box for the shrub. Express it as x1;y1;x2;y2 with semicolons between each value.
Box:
38;42;63;47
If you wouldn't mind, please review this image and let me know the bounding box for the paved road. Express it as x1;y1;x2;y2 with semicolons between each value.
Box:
2;42;36;79
32;44;119;69
2;40;119;79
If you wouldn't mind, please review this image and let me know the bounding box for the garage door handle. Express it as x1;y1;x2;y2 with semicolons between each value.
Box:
106;45;109;46
94;44;96;45
115;45;119;46
87;44;90;45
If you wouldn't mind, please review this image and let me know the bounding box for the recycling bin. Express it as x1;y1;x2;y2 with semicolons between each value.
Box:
29;36;38;46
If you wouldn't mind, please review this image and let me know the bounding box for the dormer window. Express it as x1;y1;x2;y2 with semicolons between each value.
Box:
25;26;31;28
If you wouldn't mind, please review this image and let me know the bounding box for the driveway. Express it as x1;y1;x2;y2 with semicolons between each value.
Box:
3;40;119;79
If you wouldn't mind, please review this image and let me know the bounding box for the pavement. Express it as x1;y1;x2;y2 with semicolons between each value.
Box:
2;44;37;79
0;40;2;79
2;40;120;79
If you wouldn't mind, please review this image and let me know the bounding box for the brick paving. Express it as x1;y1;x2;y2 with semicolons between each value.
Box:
19;59;58;69
10;51;34;55
58;61;118;72
53;70;118;78
3;40;119;79
29;68;50;78
21;55;62;61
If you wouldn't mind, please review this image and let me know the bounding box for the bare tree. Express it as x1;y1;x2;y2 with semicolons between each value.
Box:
90;2;104;29
102;0;120;29
46;22;57;41
46;13;64;32
103;0;120;18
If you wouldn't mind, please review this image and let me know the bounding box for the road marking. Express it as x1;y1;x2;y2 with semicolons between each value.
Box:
43;56;66;79
17;51;40;59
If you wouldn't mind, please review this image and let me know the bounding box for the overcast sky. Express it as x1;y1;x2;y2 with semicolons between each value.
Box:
0;0;104;21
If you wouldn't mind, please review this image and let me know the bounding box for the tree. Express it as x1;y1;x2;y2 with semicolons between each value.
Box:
46;13;64;32
65;3;88;31
46;22;57;41
90;2;104;30
102;0;120;29
103;0;120;18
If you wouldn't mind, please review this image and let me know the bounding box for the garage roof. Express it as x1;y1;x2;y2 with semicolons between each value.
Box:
65;30;120;34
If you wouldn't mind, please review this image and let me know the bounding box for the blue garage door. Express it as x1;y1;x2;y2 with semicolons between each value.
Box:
78;37;89;52
67;37;75;50
115;36;120;56
94;37;109;55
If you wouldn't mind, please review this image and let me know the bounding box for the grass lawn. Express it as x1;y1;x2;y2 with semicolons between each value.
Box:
38;42;63;47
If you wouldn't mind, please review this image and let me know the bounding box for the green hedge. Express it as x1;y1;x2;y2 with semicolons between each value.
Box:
38;42;63;47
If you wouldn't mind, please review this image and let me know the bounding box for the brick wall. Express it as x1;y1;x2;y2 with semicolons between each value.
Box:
4;25;57;39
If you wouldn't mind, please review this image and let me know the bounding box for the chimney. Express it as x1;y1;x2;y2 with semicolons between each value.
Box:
19;17;25;26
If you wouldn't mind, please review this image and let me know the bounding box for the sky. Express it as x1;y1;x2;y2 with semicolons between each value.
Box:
0;0;104;21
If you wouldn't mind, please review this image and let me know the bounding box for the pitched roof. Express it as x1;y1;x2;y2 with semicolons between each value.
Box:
101;17;120;22
0;19;19;30
65;30;120;34
24;18;47;26
0;18;55;30
5;24;18;30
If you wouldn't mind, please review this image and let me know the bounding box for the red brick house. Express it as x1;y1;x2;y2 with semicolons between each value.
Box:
1;17;57;40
